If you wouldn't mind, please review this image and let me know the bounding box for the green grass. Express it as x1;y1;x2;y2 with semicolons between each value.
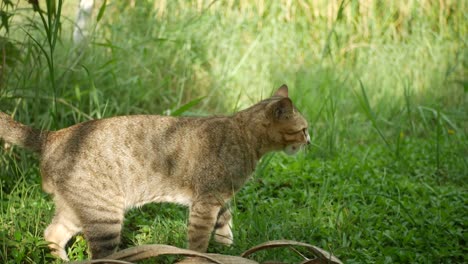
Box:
0;0;466;263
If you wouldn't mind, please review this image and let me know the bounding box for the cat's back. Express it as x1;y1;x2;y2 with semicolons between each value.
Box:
44;115;173;150
40;115;173;173
41;114;247;162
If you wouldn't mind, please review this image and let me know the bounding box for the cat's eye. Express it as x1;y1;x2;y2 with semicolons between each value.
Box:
285;130;302;135
286;128;307;135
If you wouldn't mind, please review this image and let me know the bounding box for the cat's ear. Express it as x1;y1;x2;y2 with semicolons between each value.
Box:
271;97;294;120
274;84;289;98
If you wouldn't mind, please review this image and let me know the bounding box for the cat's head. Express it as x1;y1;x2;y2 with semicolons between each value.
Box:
264;85;310;155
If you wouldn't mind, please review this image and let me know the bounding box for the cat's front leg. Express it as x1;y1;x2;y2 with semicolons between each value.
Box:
214;206;233;245
188;199;222;252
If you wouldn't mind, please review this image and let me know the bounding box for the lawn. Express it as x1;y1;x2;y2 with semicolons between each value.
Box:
0;0;466;263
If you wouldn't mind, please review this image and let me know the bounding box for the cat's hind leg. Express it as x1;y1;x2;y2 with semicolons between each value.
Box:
44;198;82;261
214;206;233;245
78;202;125;259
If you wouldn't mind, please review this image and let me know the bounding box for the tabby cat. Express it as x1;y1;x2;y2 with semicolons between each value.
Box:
0;85;310;260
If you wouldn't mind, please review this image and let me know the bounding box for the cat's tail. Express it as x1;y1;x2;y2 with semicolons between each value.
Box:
0;112;47;153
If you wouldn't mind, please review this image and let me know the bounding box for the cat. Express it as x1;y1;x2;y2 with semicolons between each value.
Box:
0;85;310;260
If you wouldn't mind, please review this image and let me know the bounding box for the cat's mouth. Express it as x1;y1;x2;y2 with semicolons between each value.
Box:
283;129;310;155
283;143;306;155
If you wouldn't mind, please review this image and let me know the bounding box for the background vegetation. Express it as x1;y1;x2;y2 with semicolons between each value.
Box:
0;0;466;263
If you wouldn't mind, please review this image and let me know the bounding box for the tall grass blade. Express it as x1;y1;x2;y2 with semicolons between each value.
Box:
171;96;206;116
403;79;415;133
436;108;441;172
320;0;349;62
97;0;107;23
354;79;392;152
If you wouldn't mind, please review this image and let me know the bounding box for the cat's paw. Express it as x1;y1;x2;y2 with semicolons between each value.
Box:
214;222;233;246
49;247;69;261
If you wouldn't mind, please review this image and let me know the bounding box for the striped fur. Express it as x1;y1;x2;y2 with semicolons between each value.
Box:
0;85;309;260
